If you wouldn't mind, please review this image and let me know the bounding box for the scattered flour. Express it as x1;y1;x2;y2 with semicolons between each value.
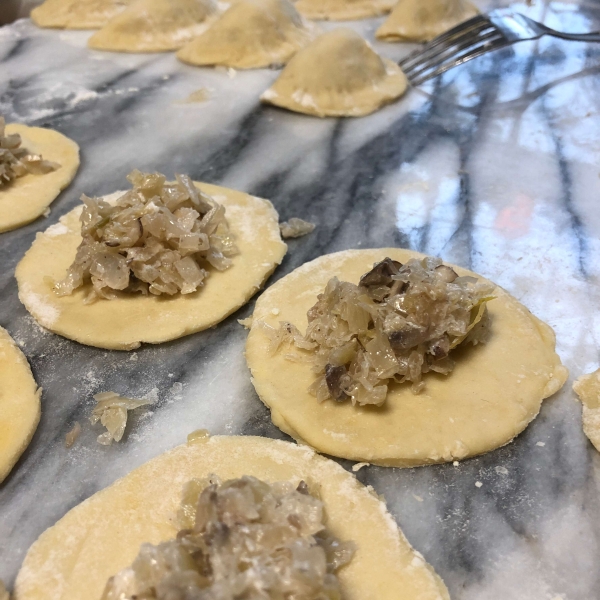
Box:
19;284;59;327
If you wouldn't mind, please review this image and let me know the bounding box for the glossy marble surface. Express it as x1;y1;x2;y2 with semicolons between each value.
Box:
1;1;600;598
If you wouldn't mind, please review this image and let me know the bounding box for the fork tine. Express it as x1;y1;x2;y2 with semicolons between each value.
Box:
404;30;505;80
410;39;511;86
400;21;496;74
399;15;491;68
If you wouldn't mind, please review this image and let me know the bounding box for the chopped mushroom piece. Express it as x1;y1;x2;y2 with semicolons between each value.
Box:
90;391;153;445
265;257;494;405
0;116;59;186
280;217;316;239
54;170;238;303
101;475;355;600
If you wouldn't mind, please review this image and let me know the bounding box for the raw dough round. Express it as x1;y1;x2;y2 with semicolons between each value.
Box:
573;370;600;452
295;0;395;21
88;0;218;53
0;326;41;484
31;0;132;30
14;435;449;600
260;29;408;118
177;0;315;70
0;125;80;234
16;183;287;350
246;249;569;467
376;0;479;43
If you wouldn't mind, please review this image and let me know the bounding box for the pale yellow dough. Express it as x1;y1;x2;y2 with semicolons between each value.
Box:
177;0;315;70
246;249;568;467
88;0;217;53
15;183;287;350
0;125;80;234
31;0;132;30
295;0;395;21
261;29;408;118
376;0;479;43
573;370;600;452
14;435;449;600
0;326;41;484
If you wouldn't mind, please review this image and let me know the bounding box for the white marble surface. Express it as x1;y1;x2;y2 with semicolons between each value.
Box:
1;1;600;598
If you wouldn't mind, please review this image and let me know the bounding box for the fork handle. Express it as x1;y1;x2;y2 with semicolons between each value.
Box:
544;30;600;43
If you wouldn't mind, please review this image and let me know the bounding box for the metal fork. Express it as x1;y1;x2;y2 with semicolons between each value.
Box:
399;8;600;86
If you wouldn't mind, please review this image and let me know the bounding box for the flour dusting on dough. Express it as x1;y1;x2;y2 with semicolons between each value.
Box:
45;222;68;237
19;283;59;327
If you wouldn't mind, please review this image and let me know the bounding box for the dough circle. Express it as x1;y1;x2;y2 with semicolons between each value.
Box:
0;326;41;484
14;435;449;600
261;29;408;118
15;183;287;350
31;0;132;30
573;370;600;452
88;0;217;53
177;0;315;70
0;125;80;234
246;249;568;467
376;0;479;43
295;0;396;21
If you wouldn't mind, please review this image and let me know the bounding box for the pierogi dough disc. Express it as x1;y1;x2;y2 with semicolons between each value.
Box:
31;0;132;30
376;0;479;43
295;0;396;21
246;249;568;467
260;29;408;117
0;125;80;234
177;0;315;69
0;326;41;484
573;370;600;452
88;0;217;53
15;183;287;350
14;436;450;600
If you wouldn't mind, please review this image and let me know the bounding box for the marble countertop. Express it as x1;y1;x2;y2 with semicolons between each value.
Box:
2;1;600;598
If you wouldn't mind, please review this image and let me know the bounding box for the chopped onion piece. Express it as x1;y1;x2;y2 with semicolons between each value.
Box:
90;391;153;445
65;422;81;449
280;217;316;239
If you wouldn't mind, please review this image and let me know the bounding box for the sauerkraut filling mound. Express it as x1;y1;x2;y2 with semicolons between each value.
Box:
262;257;495;405
102;475;355;600
54;170;238;302
0;116;59;186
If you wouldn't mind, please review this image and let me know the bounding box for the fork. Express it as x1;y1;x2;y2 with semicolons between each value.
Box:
399;8;600;86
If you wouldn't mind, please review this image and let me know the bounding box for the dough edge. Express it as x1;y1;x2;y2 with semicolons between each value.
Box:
295;0;396;21
573;370;600;452
14;435;450;600
0;124;80;233
0;326;41;483
261;59;408;118
246;248;568;467
15;182;287;350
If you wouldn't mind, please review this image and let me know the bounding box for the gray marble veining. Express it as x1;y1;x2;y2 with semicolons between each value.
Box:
1;1;600;598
